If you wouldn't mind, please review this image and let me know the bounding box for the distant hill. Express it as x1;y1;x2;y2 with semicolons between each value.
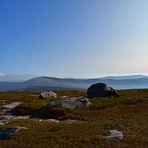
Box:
0;75;148;92
0;77;83;92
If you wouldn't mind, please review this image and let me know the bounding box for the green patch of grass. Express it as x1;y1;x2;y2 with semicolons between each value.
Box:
89;97;118;110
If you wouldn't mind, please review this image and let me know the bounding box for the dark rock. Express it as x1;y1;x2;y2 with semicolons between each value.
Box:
87;83;118;98
39;91;57;99
45;96;90;109
0;126;27;140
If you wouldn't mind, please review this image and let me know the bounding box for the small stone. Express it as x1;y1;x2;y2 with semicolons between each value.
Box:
105;130;123;141
0;120;9;125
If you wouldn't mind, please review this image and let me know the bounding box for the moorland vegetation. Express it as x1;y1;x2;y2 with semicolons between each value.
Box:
0;89;147;148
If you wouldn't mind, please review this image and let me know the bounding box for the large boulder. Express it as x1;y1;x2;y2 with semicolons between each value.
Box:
87;83;118;98
39;91;57;99
45;96;90;109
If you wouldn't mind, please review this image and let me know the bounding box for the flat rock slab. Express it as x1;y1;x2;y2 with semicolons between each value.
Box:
105;130;123;141
39;119;82;123
0;126;27;140
39;119;60;122
3;102;21;109
46;96;90;109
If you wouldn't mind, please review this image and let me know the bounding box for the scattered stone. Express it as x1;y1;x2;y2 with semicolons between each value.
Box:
45;96;90;109
87;83;118;98
0;102;29;126
105;130;123;141
60;96;68;99
0;120;9;125
0;108;10;115
3;102;21;109
39;91;57;99
62;119;82;122
2;115;30;120
39;119;59;122
39;119;82;123
0;126;27;140
0;100;6;102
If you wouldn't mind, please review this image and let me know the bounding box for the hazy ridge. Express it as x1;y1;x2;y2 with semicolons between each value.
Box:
0;75;148;92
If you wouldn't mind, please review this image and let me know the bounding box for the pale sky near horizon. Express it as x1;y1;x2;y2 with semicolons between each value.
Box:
0;0;148;78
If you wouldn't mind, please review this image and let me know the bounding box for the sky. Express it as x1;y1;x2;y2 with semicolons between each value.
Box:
0;0;148;78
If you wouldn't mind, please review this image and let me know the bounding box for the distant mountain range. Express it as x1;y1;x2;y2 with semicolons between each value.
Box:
101;75;148;80
0;74;148;92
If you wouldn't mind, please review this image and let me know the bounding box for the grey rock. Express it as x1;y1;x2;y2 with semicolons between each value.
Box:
105;130;123;141
87;83;118;98
39;91;57;99
45;96;90;109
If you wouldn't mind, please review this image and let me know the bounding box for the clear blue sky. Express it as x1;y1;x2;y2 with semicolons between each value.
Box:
0;0;148;78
